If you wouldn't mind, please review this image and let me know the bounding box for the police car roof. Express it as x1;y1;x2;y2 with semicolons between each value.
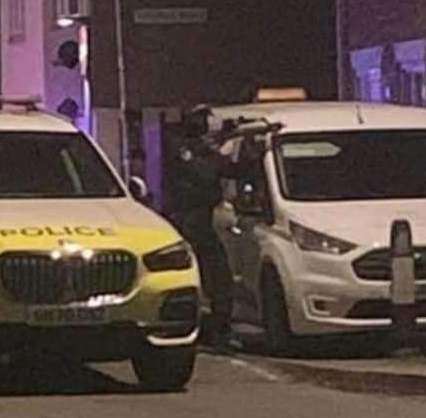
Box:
211;101;426;133
0;109;78;133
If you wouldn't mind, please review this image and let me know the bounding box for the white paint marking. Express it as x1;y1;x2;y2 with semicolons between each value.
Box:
230;358;279;382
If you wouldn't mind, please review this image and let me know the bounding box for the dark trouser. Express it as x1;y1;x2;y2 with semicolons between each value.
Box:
175;206;233;339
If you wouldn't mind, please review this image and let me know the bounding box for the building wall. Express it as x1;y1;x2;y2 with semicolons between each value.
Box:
90;0;122;173
43;0;82;119
92;107;122;171
338;0;426;104
91;0;337;110
1;0;84;126
344;0;426;50
1;0;46;97
90;0;120;109
120;0;337;109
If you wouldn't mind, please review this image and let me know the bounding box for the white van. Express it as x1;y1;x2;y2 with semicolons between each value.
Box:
211;100;426;353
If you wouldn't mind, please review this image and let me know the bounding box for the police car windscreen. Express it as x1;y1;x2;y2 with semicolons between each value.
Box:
0;132;125;198
278;130;426;201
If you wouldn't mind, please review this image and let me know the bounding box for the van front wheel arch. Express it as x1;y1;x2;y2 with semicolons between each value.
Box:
261;265;294;356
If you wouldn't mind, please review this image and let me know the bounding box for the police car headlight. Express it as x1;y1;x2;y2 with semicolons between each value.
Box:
143;241;193;272
290;221;357;255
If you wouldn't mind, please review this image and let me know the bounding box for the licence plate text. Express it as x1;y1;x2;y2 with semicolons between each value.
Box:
27;306;108;325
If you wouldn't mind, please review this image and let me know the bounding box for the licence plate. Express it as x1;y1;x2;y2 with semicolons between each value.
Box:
26;306;109;326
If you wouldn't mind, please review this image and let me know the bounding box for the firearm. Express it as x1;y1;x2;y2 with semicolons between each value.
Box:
182;106;283;158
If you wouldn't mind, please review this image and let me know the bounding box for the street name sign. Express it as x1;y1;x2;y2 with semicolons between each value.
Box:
134;8;208;25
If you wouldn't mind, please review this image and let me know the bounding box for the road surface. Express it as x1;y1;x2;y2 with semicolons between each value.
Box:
1;343;426;418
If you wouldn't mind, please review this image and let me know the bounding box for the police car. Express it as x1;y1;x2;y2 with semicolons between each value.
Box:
0;96;200;390
210;89;426;353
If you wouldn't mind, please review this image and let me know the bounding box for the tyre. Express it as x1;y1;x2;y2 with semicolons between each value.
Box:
262;269;294;356
131;345;196;391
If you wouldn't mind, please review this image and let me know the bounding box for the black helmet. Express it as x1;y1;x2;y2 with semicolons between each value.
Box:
184;105;212;137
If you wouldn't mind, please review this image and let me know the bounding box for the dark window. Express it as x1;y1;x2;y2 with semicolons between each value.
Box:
69;0;79;14
8;0;25;43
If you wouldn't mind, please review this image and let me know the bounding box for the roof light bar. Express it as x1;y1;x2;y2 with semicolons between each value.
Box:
256;87;307;103
0;95;42;111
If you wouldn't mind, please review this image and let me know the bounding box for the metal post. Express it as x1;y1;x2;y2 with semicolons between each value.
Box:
114;0;130;183
390;219;416;336
336;0;345;101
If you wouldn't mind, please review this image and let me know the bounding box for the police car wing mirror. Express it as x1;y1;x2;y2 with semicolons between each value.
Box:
129;176;150;204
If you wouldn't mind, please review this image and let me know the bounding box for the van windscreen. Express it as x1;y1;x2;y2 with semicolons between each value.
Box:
277;130;426;201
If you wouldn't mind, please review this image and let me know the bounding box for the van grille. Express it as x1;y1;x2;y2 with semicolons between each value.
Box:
347;299;426;319
352;247;426;281
0;250;137;304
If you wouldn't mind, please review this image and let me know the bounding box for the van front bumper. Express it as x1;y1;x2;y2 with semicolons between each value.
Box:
286;247;426;335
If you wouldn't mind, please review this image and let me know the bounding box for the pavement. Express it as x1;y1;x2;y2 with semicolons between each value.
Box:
203;298;426;381
281;352;426;378
229;321;426;383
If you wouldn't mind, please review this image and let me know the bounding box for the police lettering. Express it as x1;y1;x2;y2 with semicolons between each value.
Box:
0;226;117;237
22;228;44;237
74;227;96;236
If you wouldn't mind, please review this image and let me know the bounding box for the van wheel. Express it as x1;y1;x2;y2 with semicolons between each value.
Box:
131;345;196;392
262;270;293;356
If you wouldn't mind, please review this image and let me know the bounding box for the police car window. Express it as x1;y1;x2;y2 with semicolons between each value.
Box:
0;132;125;198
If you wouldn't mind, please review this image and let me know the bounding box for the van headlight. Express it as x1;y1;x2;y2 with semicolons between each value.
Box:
143;241;193;271
290;221;357;255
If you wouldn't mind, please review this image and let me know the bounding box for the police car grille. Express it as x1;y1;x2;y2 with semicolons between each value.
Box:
0;251;137;304
352;247;426;281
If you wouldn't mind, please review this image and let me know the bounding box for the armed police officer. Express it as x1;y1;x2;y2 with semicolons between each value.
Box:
171;107;252;353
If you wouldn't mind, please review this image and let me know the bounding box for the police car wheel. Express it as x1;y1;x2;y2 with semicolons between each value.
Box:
262;271;293;356
131;345;196;391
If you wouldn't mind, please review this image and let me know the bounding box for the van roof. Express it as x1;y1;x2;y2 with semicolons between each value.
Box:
0;109;78;133
211;101;426;133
